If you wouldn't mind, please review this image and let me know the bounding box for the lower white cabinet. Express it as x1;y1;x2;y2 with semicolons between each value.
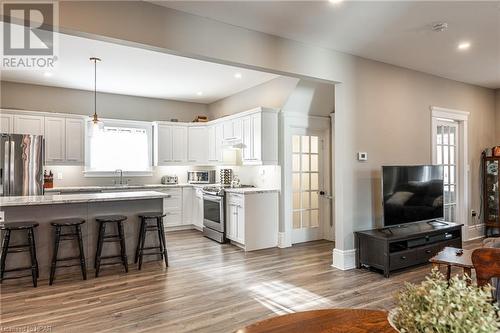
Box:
156;188;183;227
192;187;204;229
225;191;278;251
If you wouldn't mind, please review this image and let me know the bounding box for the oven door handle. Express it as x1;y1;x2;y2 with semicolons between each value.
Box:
203;193;223;202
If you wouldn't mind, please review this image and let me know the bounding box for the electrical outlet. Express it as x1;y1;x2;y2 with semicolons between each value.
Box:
0;211;5;223
57;172;63;180
357;152;368;161
471;210;477;217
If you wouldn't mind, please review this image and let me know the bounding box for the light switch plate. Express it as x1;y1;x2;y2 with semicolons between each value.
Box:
357;152;368;161
0;211;5;223
57;172;63;180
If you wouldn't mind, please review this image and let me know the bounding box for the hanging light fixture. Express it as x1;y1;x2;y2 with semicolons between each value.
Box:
90;57;103;132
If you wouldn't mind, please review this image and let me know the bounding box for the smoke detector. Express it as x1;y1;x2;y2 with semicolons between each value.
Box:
432;22;448;32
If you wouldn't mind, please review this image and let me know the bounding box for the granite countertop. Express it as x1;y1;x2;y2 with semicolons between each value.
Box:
0;191;170;207
224;188;280;194
44;184;192;193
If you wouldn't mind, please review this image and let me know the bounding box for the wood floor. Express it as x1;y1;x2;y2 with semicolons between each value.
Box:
0;230;481;333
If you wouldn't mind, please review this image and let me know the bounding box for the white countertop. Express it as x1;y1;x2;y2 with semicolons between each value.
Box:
0;191;170;207
224;188;279;194
44;184;192;193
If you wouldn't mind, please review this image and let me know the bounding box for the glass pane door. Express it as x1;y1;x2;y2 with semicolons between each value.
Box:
292;135;320;230
435;121;459;222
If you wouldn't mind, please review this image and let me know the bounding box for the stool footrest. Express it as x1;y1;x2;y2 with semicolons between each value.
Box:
141;251;164;256
56;256;81;262
55;263;84;269
4;266;33;273
1;273;34;280
6;248;30;254
99;261;126;266
100;255;122;260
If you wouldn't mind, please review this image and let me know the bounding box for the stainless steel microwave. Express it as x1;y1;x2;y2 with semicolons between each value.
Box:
187;170;216;184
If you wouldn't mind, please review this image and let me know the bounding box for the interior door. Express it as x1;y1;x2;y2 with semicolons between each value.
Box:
291;131;327;244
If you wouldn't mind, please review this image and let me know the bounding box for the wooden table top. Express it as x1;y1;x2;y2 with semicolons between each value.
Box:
429;246;474;268
235;309;396;333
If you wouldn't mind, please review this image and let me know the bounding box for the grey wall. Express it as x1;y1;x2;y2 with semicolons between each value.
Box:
208;77;334;118
0;81;208;122
24;1;499;253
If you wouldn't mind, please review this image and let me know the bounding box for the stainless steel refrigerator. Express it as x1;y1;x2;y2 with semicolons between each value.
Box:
1;133;44;196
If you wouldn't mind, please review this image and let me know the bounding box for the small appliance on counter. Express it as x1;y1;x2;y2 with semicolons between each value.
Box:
161;175;178;185
220;169;233;186
44;170;54;189
187;170;216;184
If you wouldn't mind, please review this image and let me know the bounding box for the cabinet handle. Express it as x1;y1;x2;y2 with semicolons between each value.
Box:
425;250;432;254
401;256;407;260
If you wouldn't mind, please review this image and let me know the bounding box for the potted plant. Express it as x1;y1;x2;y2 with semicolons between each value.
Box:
389;269;500;333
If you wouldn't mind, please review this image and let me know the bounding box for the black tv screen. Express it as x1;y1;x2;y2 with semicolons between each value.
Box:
382;165;444;226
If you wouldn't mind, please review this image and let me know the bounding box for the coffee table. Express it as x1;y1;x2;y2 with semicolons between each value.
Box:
235;309;396;333
429;246;474;283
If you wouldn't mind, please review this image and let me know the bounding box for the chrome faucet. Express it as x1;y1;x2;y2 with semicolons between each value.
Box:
115;169;125;185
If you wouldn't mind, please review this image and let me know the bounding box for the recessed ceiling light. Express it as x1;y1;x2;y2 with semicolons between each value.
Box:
328;0;343;3
196;91;203;96
457;42;471;50
43;71;52;77
234;72;242;79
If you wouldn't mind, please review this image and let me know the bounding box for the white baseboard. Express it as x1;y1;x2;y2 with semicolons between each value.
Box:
331;248;356;271
278;232;291;248
466;224;485;241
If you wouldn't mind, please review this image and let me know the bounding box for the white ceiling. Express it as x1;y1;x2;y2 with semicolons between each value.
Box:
1;33;279;103
158;1;500;89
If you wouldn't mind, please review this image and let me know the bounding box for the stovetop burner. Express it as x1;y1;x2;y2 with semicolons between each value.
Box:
202;184;255;196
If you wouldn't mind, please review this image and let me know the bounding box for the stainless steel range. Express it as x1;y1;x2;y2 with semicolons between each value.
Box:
201;185;254;243
202;186;227;243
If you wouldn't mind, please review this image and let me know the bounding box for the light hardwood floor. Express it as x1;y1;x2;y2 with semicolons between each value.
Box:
0;230;481;333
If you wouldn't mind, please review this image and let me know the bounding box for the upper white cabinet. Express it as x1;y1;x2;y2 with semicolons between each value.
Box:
172;126;188;162
13;114;44;135
241;109;277;165
44;116;85;165
188;126;208;163
45;117;66;163
0;114;14;134
156;124;173;164
208;123;223;163
65;118;85;163
155;123;188;165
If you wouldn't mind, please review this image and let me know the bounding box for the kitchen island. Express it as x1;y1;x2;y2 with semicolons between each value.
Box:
0;191;170;280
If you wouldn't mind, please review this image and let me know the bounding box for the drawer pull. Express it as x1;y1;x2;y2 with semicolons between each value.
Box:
425;250;432;254
401;256;407;260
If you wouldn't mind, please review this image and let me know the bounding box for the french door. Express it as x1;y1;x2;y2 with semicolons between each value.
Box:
433;119;459;222
291;130;327;243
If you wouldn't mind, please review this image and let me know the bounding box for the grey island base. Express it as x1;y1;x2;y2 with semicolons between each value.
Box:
0;191;170;281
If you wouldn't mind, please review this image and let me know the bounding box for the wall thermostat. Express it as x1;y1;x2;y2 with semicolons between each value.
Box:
357;152;368;161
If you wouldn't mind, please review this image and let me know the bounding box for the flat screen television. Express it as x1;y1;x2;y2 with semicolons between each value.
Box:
382;165;444;227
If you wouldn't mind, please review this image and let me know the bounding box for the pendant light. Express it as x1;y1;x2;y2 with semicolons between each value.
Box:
90;57;103;132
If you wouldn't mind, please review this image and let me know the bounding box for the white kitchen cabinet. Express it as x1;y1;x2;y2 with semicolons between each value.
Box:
222;118;243;141
172;126;188;163
225;191;278;251
241;110;277;165
232;118;242;140
155;123;188;165
188;126;208;163
44;117;66;163
192;187;204;229
65;118;85;164
156;125;173;164
208;123;223;163
158;188;183;227
13;114;44;135
182;187;193;226
44;116;85;165
0;114;13;133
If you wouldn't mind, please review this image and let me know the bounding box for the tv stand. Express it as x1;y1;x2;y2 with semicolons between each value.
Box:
355;221;463;278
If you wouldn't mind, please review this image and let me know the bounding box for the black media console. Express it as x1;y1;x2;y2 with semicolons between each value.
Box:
355;221;463;278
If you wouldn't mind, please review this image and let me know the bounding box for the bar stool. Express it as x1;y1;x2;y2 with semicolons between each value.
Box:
135;212;168;270
0;222;39;287
95;215;128;277
49;218;87;285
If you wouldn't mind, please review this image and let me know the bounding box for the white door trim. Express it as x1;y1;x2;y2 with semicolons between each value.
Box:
281;113;331;248
431;106;471;240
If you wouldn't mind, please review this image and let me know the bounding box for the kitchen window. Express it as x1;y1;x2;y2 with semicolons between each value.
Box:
85;120;153;176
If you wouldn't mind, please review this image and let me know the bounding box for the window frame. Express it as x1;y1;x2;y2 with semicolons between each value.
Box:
84;118;154;177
